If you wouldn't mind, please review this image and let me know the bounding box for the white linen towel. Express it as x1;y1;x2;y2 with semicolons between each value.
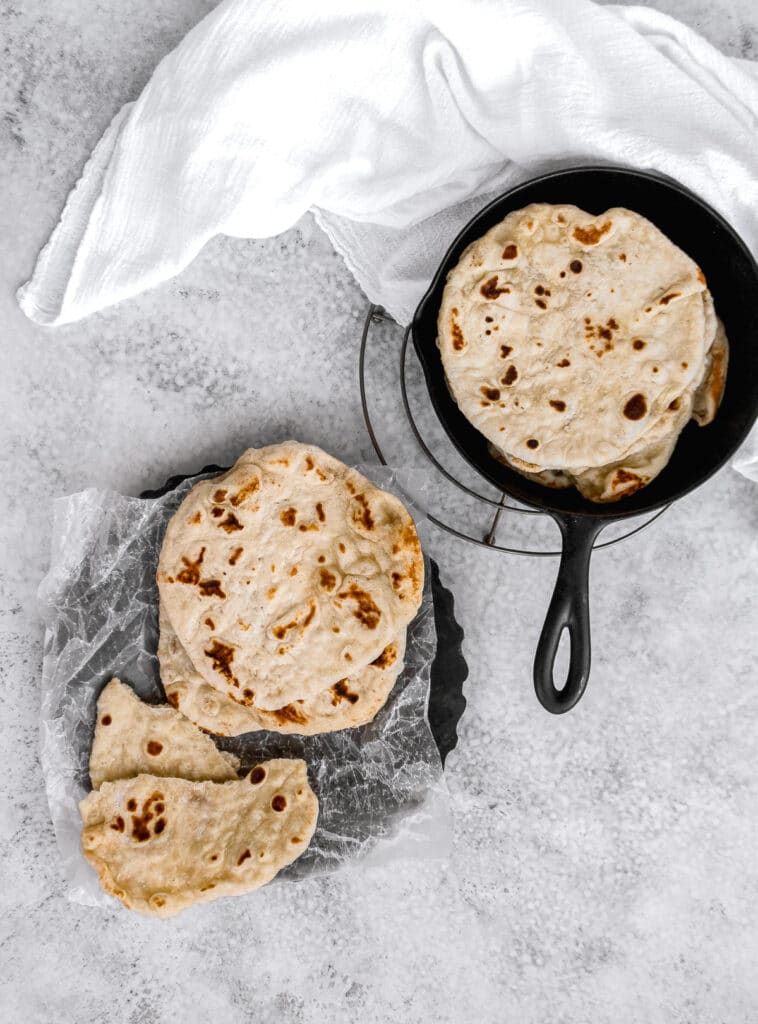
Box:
17;0;758;465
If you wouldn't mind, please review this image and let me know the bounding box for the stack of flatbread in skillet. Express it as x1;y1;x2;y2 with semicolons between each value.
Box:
81;679;318;917
156;442;424;735
437;203;728;502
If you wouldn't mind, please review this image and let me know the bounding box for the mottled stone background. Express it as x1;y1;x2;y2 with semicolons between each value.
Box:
1;2;757;1021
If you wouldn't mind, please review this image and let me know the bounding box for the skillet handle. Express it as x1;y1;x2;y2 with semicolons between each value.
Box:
534;515;604;714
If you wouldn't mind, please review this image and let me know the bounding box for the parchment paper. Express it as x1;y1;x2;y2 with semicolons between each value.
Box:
38;466;450;908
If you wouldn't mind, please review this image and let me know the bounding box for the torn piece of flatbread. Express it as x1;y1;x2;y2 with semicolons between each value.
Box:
89;678;239;789
80;761;317;917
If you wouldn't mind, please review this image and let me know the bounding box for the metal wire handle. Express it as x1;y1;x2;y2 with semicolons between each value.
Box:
359;304;670;556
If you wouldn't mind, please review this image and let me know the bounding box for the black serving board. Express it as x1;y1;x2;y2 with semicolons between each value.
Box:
141;465;467;766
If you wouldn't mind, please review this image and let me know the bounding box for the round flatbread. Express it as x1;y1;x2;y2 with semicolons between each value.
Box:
158;602;406;736
438;203;715;477
491;345;702;501
157;443;423;710
490;298;727;501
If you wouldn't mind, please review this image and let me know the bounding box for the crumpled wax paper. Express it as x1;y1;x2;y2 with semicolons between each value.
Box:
37;466;450;908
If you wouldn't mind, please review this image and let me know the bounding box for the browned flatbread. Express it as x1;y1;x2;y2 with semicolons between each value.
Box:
80;762;318;917
157;442;423;709
158;601;406;736
89;678;239;788
438;203;728;502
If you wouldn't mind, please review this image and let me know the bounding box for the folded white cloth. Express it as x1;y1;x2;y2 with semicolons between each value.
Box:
18;0;758;326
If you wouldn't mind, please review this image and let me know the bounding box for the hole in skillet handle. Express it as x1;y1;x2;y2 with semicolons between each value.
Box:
534;515;605;713
552;626;572;692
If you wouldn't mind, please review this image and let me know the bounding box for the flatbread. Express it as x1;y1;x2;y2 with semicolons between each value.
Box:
492;357;701;501
157;442;423;709
490;309;727;501
158;602;406;736
89;678;239;789
438;203;715;477
566;384;696;501
80;761;318;917
692;316;729;426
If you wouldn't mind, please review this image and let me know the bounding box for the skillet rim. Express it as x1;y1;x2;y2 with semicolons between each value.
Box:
411;164;758;522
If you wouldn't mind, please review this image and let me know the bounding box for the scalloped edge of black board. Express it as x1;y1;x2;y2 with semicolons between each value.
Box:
140;465;467;766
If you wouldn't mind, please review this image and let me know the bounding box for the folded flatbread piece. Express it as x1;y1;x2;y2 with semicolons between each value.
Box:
80;761;318;917
89;678;239;789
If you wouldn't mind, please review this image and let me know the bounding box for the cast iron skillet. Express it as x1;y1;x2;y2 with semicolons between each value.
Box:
412;166;758;714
